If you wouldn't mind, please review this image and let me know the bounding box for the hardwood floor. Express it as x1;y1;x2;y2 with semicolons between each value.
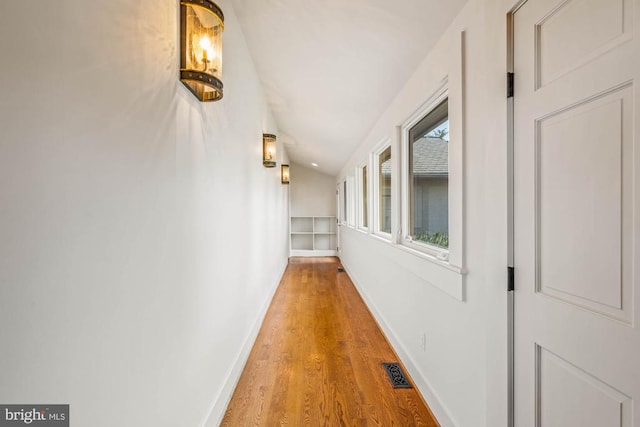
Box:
221;257;439;426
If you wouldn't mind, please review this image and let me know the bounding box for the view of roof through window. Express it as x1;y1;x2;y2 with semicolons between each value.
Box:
409;99;449;248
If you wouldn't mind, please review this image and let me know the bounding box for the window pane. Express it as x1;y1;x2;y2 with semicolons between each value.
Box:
362;166;368;228
409;99;448;248
379;147;392;234
343;181;347;222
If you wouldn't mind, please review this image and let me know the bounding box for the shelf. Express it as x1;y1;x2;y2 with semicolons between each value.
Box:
289;216;338;256
291;217;313;233
291;234;313;251
314;234;336;251
314;217;336;233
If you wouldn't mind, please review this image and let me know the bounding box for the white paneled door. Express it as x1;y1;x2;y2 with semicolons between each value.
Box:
513;0;639;425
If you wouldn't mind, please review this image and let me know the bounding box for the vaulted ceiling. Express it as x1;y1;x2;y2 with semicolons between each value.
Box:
232;0;469;176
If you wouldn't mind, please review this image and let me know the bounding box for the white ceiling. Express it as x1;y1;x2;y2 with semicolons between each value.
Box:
231;0;468;176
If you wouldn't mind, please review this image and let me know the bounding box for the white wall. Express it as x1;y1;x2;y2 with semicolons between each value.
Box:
336;0;516;425
290;163;336;217
0;1;289;426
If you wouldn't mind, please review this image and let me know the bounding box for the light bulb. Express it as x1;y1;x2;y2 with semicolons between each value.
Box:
199;35;212;50
199;35;214;63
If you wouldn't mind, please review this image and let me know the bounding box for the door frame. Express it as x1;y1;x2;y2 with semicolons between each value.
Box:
506;2;527;427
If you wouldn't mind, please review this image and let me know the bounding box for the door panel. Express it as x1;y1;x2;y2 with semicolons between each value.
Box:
513;0;639;425
536;85;632;322
537;345;631;427
536;0;632;88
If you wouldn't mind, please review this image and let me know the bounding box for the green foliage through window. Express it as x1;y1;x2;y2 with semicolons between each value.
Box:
414;231;449;248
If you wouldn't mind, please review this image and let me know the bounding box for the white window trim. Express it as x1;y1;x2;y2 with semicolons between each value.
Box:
340;178;348;225
335;31;465;300
372;138;393;240
356;160;370;232
346;175;356;227
400;82;450;260
399;71;464;271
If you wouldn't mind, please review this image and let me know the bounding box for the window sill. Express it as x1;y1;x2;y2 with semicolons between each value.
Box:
371;231;392;242
395;242;463;275
341;227;465;301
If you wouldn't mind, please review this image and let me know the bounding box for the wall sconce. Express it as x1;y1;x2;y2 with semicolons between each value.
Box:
180;0;224;102
281;164;290;184
263;134;276;168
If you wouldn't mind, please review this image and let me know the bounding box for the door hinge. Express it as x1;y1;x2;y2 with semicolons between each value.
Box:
507;72;514;98
508;266;514;291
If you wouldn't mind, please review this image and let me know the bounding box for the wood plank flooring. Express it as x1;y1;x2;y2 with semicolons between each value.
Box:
221;257;439;426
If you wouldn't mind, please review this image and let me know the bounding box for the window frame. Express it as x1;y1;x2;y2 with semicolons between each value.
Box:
356;160;370;231
334;37;465;299
372;139;393;240
401;84;450;260
340;178;348;225
346;175;356;227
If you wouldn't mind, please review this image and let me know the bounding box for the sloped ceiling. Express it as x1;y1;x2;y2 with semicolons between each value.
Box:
232;0;468;176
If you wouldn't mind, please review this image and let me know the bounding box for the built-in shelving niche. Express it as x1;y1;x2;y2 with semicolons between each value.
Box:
290;216;337;256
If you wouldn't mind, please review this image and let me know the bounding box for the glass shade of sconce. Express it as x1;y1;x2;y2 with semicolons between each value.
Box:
180;0;224;102
263;134;277;168
281;164;290;184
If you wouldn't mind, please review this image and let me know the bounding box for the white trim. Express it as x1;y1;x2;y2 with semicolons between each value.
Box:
399;81;450;260
336;183;341;253
289;216;338;256
356;160;370;232
347;175;356;227
400;79;449;141
339;178;348;225
372;138;393;240
505;5;528;426
290;249;337;257
342;225;464;300
392;29;466;273
506;11;517;427
391;125;403;244
447;30;466;270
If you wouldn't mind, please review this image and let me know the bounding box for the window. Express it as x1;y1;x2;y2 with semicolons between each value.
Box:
342;179;348;224
378;146;392;235
347;176;355;227
359;164;368;229
355;163;369;230
406;98;449;250
347;70;463;295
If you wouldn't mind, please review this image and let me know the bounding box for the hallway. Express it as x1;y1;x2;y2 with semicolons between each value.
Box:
221;257;438;426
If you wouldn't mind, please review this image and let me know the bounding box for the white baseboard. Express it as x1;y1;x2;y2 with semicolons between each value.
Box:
289;249;337;257
339;259;457;427
201;259;288;427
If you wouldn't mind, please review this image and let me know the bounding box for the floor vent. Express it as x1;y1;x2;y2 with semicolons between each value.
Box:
337;267;345;273
382;363;413;388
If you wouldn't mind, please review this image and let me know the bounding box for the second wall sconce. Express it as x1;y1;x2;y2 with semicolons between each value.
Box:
180;0;224;102
281;164;290;184
263;134;276;168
